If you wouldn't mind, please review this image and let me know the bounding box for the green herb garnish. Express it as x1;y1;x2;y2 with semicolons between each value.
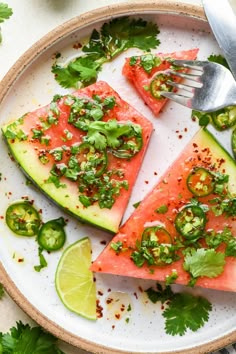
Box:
145;283;212;336
0;2;13;43
52;17;160;89
0;321;64;353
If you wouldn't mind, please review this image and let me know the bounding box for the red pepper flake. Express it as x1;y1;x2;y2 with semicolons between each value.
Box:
115;313;121;319
120;304;125;312
100;240;107;245
96;299;103;318
138;286;143;292
98;290;103;296
0;216;4;219
18;258;24;263
178;135;182;139
106;297;113;305
73;42;82;49
112;325;115;329
133;292;138;299
145;180;149;184
154;171;158;176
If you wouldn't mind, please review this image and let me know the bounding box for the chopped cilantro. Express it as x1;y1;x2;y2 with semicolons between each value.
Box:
165;270;178;285
133;200;141;208
155;204;168;214
34;247;48;272
140;53;161;73
110;240;123;254
52;17;160;89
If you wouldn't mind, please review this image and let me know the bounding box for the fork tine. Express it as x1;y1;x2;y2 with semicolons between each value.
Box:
168;70;200;81
173;59;209;70
167;79;202;90
160;91;193;107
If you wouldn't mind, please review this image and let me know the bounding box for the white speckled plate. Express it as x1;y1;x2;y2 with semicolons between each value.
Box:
0;1;235;353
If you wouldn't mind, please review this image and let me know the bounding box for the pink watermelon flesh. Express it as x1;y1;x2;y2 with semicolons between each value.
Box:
91;128;236;292
2;81;153;233
122;48;199;116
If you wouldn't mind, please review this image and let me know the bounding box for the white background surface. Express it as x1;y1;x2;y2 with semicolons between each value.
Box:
2;1;230;354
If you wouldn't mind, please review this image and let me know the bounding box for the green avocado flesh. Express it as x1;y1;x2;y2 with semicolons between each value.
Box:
1;81;153;233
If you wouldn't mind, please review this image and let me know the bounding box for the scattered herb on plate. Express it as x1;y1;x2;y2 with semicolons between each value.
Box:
52;16;160;89
0;321;65;353
145;283;212;336
0;2;13;43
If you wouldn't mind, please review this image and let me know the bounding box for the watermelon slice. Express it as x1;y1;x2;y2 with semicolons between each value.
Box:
122;48;199;116
91;128;236;292
2;81;153;233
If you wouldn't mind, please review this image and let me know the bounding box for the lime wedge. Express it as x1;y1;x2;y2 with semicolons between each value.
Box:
55;237;96;320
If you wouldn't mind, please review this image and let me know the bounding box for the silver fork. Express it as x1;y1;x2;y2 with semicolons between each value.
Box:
161;60;236;112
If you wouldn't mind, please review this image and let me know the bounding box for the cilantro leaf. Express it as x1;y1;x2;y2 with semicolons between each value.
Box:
163;292;212;336
145;283;212;336
85;120;136;150
183;248;225;279
208;54;230;70
0;2;13;43
52;64;81;89
100;17;160;56
0;3;13;23
145;283;174;304
0;321;64;354
52;16;160;88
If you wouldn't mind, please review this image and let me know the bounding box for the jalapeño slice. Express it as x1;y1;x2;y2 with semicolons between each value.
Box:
77;142;107;177
187;167;215;197
150;74;173;99
142;225;172;244
37;217;66;251
140;226;176;266
175;205;206;240
6;201;41;236
212;106;236;131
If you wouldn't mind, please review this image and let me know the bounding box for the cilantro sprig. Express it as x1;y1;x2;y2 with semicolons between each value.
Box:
52;17;160;89
0;2;13;43
146;283;212;336
0;321;64;353
0;2;12;23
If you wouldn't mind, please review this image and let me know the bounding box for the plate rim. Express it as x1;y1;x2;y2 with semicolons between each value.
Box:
0;1;236;353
